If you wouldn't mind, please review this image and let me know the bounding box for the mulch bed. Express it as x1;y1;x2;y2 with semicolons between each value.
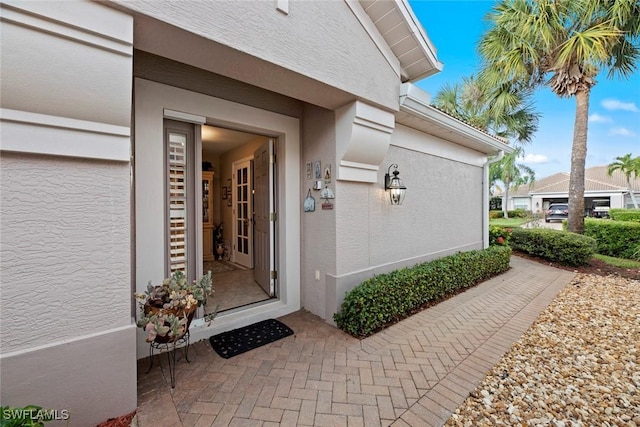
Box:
512;250;640;280
95;411;135;427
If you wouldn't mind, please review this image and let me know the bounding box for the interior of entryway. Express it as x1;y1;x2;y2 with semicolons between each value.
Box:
200;124;276;313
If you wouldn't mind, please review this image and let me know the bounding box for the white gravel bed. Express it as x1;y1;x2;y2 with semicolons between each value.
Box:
446;273;640;426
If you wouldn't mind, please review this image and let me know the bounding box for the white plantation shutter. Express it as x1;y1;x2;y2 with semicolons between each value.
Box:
168;132;188;274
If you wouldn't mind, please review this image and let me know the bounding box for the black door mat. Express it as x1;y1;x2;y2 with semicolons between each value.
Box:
209;319;294;359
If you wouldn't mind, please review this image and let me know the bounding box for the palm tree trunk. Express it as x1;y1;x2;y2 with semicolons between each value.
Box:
628;178;639;209
567;90;589;233
503;180;510;219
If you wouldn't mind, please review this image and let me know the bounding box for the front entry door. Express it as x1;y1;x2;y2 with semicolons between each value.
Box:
253;139;275;297
233;159;253;268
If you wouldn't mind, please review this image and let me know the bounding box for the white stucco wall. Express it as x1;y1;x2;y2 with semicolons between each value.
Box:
113;0;400;111
0;2;136;423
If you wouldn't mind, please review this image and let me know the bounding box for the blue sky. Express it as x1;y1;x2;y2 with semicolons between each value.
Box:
409;0;640;179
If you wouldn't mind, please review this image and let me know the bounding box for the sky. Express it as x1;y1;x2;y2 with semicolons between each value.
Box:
408;0;640;179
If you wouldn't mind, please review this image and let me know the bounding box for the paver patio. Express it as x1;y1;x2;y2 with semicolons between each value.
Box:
135;255;575;426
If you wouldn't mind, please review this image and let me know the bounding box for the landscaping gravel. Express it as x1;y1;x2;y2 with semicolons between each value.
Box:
446;273;640;426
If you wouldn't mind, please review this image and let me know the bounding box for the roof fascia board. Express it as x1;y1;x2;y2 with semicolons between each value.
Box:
395;0;443;80
345;0;401;79
399;83;514;155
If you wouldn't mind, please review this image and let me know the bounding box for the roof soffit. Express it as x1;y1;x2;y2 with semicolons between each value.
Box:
355;0;443;82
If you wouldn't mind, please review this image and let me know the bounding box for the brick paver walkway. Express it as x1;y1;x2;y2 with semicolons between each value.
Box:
135;256;575;426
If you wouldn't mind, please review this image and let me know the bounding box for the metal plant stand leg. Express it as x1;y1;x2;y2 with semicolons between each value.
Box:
146;331;191;388
145;341;155;374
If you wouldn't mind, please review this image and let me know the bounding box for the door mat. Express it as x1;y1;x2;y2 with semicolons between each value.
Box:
209;319;294;359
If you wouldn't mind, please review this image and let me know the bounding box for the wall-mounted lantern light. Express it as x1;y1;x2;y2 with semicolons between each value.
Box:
384;164;406;205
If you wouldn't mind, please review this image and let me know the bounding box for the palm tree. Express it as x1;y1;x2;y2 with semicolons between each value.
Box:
433;76;539;142
433;76;539;218
608;153;640;208
479;0;640;233
491;147;536;218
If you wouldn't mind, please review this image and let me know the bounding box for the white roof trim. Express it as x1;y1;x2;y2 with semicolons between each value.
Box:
354;0;444;82
345;0;401;79
395;0;443;80
397;83;514;155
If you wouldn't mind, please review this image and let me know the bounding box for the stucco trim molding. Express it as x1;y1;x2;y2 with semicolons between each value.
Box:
0;109;131;161
1;1;133;56
335;101;395;183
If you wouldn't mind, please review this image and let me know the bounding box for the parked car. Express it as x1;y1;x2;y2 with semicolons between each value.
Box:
591;206;610;218
545;203;569;222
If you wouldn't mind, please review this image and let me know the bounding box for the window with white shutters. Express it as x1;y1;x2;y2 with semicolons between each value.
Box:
168;131;188;275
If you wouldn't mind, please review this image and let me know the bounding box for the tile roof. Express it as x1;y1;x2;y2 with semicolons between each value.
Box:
503;166;640;197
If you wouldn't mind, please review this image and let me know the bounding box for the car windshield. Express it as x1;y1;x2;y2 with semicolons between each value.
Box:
550;205;568;210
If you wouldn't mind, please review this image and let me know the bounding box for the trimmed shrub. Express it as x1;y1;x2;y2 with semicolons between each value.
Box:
334;246;511;338
489;225;513;246
489;210;504;219
609;208;640;222
510;228;596;266
507;209;531;218
583;218;640;261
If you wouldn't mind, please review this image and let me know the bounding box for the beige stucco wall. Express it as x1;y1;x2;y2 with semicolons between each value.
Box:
300;104;338;319
0;154;131;350
114;0;400;111
337;145;483;273
0;2;136;423
325;126;487;322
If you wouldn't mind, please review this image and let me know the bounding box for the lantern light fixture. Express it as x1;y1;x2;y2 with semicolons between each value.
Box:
384;164;406;205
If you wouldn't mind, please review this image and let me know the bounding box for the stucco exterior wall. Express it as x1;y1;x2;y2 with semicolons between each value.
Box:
300;104;338;319
326;125;487;322
0;154;131;351
335;145;483;274
115;0;400;110
0;2;136;423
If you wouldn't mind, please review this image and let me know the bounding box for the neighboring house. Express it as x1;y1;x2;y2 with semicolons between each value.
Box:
0;0;512;424
501;166;640;214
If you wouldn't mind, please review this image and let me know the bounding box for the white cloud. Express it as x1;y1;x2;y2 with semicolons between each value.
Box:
588;113;612;123
609;127;637;137
517;153;549;164
601;99;640;112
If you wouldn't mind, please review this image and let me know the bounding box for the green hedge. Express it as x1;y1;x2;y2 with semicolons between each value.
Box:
489;209;532;219
334;246;512;338
609;208;640;222
510;228;596;266
583;218;640;260
508;209;531;218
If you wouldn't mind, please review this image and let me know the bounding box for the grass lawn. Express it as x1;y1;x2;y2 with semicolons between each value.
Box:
489;218;530;227
593;254;640;269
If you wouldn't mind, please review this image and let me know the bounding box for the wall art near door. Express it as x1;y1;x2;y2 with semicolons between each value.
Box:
303;189;315;212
